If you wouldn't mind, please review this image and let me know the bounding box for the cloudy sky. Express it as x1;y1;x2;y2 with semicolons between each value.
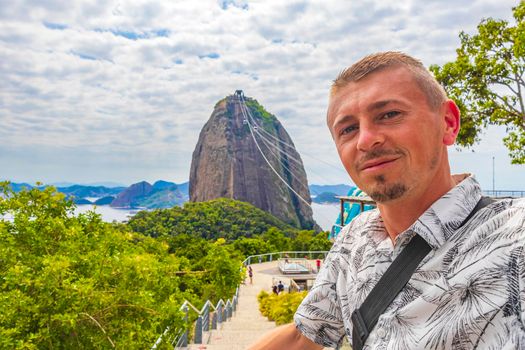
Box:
1;0;523;191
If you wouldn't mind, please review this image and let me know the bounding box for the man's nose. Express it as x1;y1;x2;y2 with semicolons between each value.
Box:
356;124;384;151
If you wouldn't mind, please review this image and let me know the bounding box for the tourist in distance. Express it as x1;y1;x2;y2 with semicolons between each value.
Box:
277;280;284;293
248;265;253;285
248;51;525;349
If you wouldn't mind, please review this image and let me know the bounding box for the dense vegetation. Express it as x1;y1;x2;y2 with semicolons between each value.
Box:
0;184;243;349
1;184;331;348
257;290;307;325
128;198;332;255
128;198;294;240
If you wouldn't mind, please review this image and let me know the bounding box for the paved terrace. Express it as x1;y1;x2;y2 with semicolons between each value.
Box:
188;260;349;350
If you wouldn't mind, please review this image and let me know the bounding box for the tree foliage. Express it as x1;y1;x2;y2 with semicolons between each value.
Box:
0;183;243;349
430;3;525;163
128;198;332;259
128;198;294;240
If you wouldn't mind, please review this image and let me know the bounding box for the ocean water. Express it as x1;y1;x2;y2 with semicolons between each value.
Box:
73;203;341;231
74;205;136;222
311;203;340;231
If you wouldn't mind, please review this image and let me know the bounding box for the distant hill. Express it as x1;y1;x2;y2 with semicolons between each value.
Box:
94;196;115;205
85;181;126;188
177;182;189;196
73;198;93;205
110;181;153;208
309;184;353;196
311;192;339;204
110;180;188;209
8;182;34;192
57;185;125;198
6;180;194;209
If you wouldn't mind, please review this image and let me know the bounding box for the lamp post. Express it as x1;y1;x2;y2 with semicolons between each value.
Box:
492;156;495;194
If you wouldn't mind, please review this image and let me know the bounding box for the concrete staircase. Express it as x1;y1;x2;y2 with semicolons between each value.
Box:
186;261;348;350
191;262;278;350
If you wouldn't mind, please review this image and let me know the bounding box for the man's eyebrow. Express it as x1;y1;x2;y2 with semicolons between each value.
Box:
332;114;356;129
367;99;403;112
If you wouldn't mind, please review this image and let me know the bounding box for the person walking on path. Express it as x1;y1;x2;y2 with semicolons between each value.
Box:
277;281;284;293
248;265;253;285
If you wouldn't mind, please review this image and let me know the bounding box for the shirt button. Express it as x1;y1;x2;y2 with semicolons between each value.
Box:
376;327;387;338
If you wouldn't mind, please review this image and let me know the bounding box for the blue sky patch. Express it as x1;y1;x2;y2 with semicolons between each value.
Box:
71;51;97;61
96;28;170;40
199;52;220;59
219;0;248;10
43;22;67;30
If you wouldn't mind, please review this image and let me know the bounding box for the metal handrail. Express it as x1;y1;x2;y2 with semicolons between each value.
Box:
241;250;329;266
152;250;329;349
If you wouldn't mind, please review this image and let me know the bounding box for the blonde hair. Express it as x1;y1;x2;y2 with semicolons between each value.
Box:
331;52;447;110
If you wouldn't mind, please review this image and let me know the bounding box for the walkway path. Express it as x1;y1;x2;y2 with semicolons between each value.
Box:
188;261;347;350
194;261;280;350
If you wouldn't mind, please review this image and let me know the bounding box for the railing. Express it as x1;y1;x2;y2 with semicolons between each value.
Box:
278;258;312;274
483;190;525;198
241;250;329;266
152;288;239;349
152;250;329;349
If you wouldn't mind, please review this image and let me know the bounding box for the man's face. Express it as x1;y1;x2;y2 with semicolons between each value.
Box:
327;67;453;203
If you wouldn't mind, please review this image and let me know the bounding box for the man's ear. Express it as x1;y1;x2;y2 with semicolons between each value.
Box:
442;100;460;146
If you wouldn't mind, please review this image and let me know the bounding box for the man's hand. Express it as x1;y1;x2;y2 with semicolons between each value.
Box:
247;323;323;350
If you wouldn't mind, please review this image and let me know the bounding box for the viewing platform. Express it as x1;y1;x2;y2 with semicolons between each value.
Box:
187;259;347;350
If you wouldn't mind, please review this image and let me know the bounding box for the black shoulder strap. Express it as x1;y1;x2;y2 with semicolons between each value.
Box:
351;196;495;350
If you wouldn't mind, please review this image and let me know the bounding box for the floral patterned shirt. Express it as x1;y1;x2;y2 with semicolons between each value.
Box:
295;175;525;349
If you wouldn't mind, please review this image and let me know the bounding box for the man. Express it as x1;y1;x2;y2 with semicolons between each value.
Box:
248;52;525;349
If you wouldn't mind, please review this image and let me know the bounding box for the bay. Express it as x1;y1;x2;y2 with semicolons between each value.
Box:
74;205;137;222
74;203;341;231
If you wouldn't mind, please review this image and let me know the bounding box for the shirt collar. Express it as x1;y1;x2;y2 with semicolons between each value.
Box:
408;174;482;250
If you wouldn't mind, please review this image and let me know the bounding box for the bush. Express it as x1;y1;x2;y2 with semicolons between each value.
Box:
257;290;307;325
0;183;185;349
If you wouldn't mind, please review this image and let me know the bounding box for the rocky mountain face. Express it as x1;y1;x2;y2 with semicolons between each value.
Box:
110;181;187;208
189;93;316;230
110;181;153;208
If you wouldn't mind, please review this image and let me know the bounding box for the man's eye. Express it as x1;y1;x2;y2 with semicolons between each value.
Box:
340;125;358;135
382;111;400;119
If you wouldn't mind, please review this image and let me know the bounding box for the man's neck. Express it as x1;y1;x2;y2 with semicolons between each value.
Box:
377;174;467;243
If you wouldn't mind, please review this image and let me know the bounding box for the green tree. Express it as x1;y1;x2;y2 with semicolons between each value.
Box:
430;2;525;163
0;183;186;349
233;237;274;257
128;198;294;241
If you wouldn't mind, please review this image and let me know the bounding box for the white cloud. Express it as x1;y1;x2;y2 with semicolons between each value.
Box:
0;0;522;188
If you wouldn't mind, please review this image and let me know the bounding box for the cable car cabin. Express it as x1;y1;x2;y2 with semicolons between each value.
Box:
235;90;244;98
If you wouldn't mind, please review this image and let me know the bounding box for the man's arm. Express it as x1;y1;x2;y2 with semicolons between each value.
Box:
247;323;323;350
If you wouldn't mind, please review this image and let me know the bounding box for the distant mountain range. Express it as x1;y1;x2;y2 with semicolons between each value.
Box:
309;184;354;204
6;181;351;207
7;181;189;209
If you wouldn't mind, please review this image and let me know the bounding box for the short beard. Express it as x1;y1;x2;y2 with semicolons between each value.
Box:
368;175;407;202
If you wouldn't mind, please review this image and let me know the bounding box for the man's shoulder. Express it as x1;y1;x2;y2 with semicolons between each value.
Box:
335;208;381;243
492;196;525;213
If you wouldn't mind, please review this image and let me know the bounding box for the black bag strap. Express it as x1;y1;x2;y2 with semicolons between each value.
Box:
351;196;495;350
